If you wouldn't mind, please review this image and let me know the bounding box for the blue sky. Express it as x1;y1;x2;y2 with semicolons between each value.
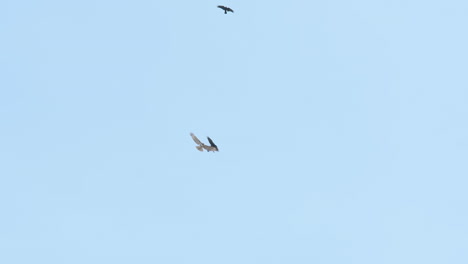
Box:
1;0;467;263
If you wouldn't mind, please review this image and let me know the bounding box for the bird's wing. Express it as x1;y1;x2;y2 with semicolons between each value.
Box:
227;8;234;13
217;5;226;10
190;133;203;146
207;137;218;148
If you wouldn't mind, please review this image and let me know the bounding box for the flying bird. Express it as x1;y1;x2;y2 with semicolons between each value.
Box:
217;5;234;14
190;133;219;152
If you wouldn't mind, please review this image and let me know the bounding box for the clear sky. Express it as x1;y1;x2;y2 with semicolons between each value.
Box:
1;1;467;263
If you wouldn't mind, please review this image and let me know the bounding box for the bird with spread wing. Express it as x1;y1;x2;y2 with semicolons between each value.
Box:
217;5;234;14
190;133;219;152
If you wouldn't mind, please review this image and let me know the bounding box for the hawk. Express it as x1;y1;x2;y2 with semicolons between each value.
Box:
190;133;219;152
217;5;234;14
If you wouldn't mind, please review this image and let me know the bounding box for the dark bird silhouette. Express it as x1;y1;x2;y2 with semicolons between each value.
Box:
217;5;234;14
191;133;219;152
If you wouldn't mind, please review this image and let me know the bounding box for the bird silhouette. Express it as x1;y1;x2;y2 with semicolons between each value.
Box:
217;5;234;14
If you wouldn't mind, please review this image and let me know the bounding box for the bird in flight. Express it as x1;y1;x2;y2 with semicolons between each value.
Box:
190;133;219;152
217;5;234;14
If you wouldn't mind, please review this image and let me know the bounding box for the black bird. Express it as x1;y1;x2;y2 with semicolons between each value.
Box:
217;5;234;14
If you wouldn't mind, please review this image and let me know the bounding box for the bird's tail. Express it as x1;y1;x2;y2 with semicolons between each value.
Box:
196;146;203;152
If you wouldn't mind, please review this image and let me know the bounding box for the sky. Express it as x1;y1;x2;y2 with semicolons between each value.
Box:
1;0;468;263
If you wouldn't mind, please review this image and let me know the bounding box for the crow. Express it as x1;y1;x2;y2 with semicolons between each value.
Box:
217;5;234;14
